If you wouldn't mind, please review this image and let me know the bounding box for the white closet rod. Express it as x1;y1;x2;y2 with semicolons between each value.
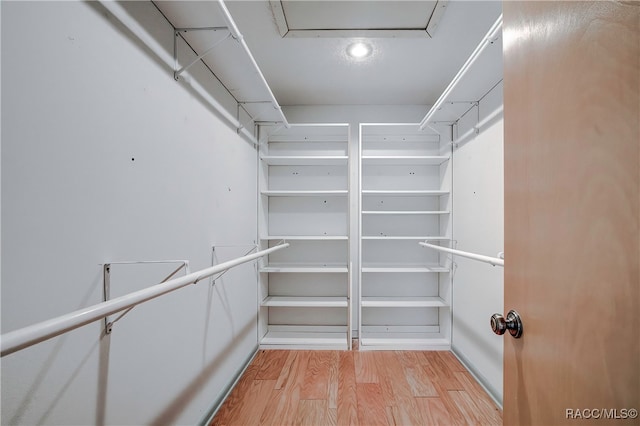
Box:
216;0;289;129
0;243;289;357
419;242;504;267
419;14;503;131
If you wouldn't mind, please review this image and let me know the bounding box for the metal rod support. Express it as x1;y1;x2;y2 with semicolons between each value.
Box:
175;26;228;32
104;261;190;334
419;242;504;267
453;104;504;145
210;246;257;283
174;31;231;79
1;243;289;357
238;101;273;105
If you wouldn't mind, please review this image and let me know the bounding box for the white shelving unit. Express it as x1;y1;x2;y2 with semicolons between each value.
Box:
359;123;452;350
257;124;351;350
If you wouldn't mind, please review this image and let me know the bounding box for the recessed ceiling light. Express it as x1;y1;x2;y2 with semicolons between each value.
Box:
347;42;372;59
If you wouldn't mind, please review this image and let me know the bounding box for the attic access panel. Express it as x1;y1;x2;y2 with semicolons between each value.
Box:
270;0;448;38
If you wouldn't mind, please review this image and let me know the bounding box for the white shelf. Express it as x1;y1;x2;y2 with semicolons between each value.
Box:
362;210;449;215
361;297;448;308
260;264;348;273
262;190;348;197
359;334;450;350
362;236;449;241
260;155;348;166
261;235;348;241
267;133;348;144
362;190;449;197
361;264;449;273
361;156;449;166
261;296;348;307
260;330;348;349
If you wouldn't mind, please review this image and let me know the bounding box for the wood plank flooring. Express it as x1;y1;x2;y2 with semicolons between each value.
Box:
211;346;502;426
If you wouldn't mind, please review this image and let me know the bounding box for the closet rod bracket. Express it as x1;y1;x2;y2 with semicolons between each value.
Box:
173;27;231;81
102;260;190;334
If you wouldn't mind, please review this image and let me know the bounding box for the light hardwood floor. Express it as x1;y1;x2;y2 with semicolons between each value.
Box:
211;344;502;425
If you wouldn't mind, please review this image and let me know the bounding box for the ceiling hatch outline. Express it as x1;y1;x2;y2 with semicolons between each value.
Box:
269;0;449;38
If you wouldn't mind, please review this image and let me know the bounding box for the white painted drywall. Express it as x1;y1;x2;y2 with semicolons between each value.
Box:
451;81;504;404
1;2;258;424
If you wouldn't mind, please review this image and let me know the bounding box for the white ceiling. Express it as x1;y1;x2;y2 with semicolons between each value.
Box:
154;0;502;108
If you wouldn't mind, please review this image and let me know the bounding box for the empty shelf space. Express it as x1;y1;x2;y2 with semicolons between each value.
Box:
260;155;348;166
260;330;348;349
362;235;450;241
261;235;348;241
362;190;449;197
359;334;450;349
261;190;348;197
260;264;348;273
261;296;348;307
362;210;449;215
361;297;448;308
361;155;450;165
361;264;450;273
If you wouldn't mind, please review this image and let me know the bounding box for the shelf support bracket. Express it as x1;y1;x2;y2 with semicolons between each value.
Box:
102;260;190;334
173;27;231;81
236;102;283;134
210;244;260;284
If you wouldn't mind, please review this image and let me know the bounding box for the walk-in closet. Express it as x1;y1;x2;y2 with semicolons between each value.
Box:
2;1;638;425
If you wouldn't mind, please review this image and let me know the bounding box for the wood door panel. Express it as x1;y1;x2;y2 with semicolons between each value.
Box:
504;2;639;425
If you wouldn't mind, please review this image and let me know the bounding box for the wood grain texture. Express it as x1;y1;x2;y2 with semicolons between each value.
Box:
275;350;299;390
372;350;397;405
504;1;639;424
366;351;423;425
397;352;438;397
328;351;339;409
353;351;379;383
263;351;310;425
295;400;336;426
423;351;463;391
211;349;502;425
258;389;286;426
356;383;388;426
415;397;454;426
425;375;468;426
256;349;290;380
455;371;502;424
337;351;358;426
301;351;333;400
238;380;277;426
437;350;467;373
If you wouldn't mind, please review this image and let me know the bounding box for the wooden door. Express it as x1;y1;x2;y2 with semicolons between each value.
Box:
503;2;639;425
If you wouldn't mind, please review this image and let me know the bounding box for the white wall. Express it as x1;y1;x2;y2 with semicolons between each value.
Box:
1;2;258;425
450;81;504;404
282;105;430;335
